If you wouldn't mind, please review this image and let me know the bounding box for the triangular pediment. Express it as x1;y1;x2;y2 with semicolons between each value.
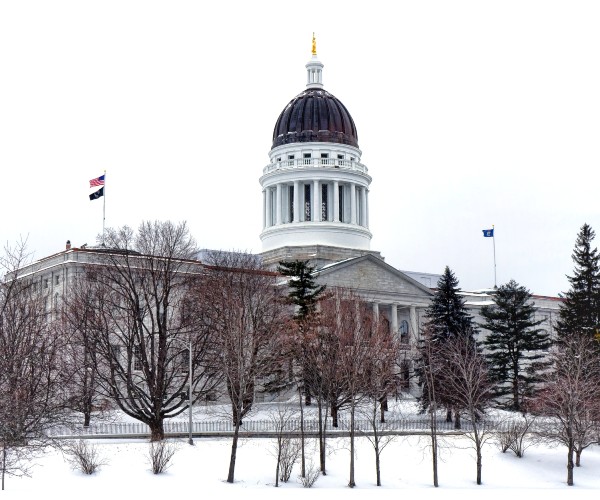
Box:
315;255;434;305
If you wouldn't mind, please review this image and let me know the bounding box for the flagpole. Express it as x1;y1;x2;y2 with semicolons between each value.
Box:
492;224;497;288
102;170;106;246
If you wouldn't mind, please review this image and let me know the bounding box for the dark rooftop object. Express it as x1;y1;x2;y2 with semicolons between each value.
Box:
272;88;359;149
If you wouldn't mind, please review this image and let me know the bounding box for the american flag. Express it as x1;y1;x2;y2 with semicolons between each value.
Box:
89;174;105;188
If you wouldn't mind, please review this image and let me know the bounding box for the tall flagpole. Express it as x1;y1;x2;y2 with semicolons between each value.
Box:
492;224;497;288
102;170;106;246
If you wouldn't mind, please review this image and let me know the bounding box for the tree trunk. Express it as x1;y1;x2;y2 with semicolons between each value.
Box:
454;411;461;430
227;421;241;483
575;448;582;467
275;440;280;487
298;387;306;478
149;420;164;441
317;397;326;475
430;409;439;487
567;441;574;486
446;409;452;422
83;411;91;428
331;404;338;428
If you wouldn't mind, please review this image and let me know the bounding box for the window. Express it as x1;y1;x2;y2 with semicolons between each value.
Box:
304;184;311;221
133;345;142;371
337;154;344;160
303;153;311;158
288;155;295;160
55;275;60;285
277;157;281;162
320;153;329;158
288;185;294;222
44;278;49;289
399;320;409;344
321;184;328;221
338;185;344;222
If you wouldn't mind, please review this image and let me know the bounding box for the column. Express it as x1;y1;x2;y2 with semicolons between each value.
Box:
276;183;282;225
293;181;300;223
265;188;272;228
409;305;418;344
390;304;398;335
360;186;367;227
366;189;370;228
333;180;339;222
262;189;267;229
372;302;379;322
350;183;357;224
313;180;321;222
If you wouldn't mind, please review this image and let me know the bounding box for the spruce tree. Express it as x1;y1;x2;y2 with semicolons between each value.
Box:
419;266;476;424
556;223;600;340
481;279;551;412
424;266;475;341
277;260;326;321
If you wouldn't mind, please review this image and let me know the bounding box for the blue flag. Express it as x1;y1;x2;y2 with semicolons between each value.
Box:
482;228;494;237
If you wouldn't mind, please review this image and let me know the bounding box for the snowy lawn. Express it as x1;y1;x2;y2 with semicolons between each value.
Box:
4;433;599;500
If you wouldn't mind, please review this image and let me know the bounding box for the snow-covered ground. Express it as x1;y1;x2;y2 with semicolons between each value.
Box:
4;398;600;499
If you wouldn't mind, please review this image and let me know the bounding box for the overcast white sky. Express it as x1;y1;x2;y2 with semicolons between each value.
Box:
1;1;599;297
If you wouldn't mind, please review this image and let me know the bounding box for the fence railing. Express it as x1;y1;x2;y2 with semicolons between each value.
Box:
46;417;513;439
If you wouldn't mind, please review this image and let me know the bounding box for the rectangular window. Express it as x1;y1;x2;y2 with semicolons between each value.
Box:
133;345;142;371
304;184;311;221
288;155;295;160
321;153;329;158
303;153;311;158
337;154;344;160
338;185;344;222
44;278;49;289
55;275;60;285
321;184;328;221
289;185;294;222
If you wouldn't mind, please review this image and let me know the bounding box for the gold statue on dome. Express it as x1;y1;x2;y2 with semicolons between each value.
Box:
312;33;317;55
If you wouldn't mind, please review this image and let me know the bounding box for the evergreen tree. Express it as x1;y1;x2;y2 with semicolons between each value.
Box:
418;266;476;424
481;279;552;412
424;266;475;341
556;224;600;340
277;260;326;321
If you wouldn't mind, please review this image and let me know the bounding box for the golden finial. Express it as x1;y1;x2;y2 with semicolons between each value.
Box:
312;33;317;56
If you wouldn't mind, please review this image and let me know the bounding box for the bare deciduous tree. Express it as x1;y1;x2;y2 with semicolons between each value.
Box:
86;221;218;441
438;335;493;485
197;251;289;484
532;335;600;486
0;240;72;490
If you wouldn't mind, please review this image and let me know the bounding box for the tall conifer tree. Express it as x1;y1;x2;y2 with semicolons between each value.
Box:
481;279;551;411
556;224;600;340
424;266;475;341
419;266;476;422
278;260;326;321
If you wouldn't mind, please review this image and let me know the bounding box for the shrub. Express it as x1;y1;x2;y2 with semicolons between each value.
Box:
147;440;177;474
63;440;105;475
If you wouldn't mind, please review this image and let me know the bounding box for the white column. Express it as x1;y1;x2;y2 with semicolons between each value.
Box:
262;189;267;229
366;189;370;228
333;180;339;222
293;181;300;223
410;305;418;344
390;303;398;335
276;183;282;225
313;180;321;222
360;186;367;227
372;302;379;322
265;188;273;228
350;183;357;224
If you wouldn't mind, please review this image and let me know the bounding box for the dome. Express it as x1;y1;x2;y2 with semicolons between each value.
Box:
272;88;359;150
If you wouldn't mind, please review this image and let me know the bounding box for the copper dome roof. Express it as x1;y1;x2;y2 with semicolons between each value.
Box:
272;88;359;149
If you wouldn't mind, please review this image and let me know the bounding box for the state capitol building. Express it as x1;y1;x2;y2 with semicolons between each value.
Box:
13;39;561;395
